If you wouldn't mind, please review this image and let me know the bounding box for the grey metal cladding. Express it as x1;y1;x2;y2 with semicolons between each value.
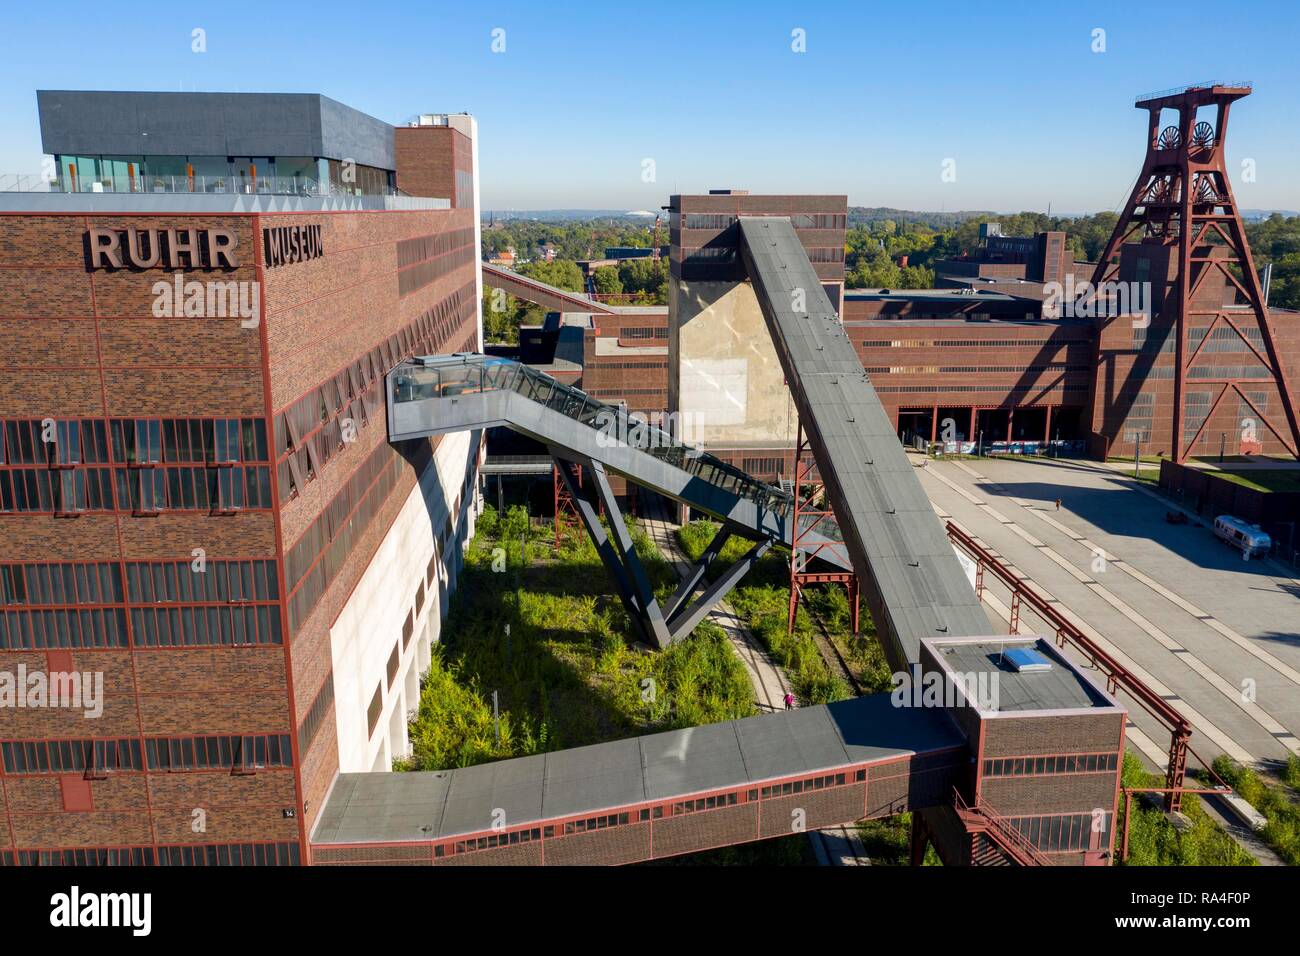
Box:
541;738;646;820
737;216;988;666
733;706;850;781
36;90;395;169
438;753;547;837
640;720;747;800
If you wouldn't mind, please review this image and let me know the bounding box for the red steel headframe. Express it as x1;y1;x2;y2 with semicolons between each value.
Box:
1088;84;1300;463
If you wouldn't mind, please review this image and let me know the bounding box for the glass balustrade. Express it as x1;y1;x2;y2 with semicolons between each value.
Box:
392;355;821;524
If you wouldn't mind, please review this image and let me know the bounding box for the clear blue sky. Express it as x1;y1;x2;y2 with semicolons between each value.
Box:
1;0;1297;213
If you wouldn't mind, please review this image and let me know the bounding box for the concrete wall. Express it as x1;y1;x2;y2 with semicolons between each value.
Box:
329;431;478;774
670;278;795;448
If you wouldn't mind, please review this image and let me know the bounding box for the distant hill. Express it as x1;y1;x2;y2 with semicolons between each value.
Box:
1241;209;1300;221
483;209;655;222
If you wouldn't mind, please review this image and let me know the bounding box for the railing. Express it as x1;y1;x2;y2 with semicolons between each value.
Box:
392;354;796;521
946;520;1195;811
952;789;1053;866
0;173;408;198
1135;81;1252;104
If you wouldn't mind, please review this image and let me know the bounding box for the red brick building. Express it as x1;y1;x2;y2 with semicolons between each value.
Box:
0;94;482;866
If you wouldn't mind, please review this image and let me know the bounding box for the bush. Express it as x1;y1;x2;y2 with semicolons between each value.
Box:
400;523;754;772
500;504;530;540
475;504;500;538
1213;755;1300;865
1117;752;1254;866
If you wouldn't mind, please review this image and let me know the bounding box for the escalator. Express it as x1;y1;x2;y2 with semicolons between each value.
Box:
386;353;848;570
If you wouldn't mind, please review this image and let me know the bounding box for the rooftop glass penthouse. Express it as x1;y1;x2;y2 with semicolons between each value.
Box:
34;90;402;196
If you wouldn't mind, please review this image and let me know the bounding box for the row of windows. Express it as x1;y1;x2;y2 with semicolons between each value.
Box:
621;327;668;340
0;420;109;466
0;465;272;514
297;674;335;754
8;842;302;866
285;439;432;635
1;562;123;607
563;812;631;835
677;212;846;230
876;384;1089;394
447;827;542;856
398;245;476;296
110;418;268;466
130;604;282;647
116;465;273;513
0;608;128;649
2;738;143;774
983;752;1118;778
1;735;293;774
672;792;739;815
145;734;292;771
126;560;278;605
759;772;848;799
0;418;268;468
0;467;114;513
863;365;1089;375
396;227;477;269
274;283;476;501
1006;812;1110;853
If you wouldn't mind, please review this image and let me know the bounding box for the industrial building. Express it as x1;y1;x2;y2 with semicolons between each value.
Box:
0;91;484;865
1;82;1294;868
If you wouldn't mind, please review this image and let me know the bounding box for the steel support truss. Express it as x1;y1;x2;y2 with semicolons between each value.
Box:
786;422;860;639
550;451;771;650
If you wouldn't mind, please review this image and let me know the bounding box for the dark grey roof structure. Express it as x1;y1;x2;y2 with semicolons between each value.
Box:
737;217;990;669
312;694;964;845
36;90;396;170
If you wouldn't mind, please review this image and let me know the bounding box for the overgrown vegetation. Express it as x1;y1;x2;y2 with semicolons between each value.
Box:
399;506;754;771
676;519;892;704
1116;752;1254;866
1212;755;1300;865
856;812;940;865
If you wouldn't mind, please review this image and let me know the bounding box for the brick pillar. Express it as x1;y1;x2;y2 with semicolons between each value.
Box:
1044;405;1053;443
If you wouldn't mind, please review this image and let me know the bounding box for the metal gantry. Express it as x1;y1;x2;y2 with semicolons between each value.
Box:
786;421;860;639
1088;83;1300;463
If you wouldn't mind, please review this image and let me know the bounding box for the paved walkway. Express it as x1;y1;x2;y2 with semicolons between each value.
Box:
639;502;868;864
912;452;1300;775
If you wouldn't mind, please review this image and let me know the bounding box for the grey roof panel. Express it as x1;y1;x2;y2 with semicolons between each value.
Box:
540;737;646;819
438;753;547;838
640;720;746;799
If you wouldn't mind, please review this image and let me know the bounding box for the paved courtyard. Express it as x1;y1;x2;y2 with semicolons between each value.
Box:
913;452;1300;775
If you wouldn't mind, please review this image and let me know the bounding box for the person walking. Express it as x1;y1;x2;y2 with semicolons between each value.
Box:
783;692;795;711
1054;497;1062;511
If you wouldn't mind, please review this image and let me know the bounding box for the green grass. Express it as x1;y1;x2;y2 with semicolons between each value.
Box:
1204;469;1300;493
1116;752;1255;866
855;812;941;865
676;520;893;703
398;509;755;771
1212;755;1300;865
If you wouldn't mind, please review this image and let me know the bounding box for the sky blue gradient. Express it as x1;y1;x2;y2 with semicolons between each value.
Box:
1;0;1297;213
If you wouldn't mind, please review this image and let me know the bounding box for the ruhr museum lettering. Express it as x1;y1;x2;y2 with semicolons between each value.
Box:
86;227;239;270
263;223;323;268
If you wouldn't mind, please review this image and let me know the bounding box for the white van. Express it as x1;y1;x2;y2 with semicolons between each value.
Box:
1213;515;1272;559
